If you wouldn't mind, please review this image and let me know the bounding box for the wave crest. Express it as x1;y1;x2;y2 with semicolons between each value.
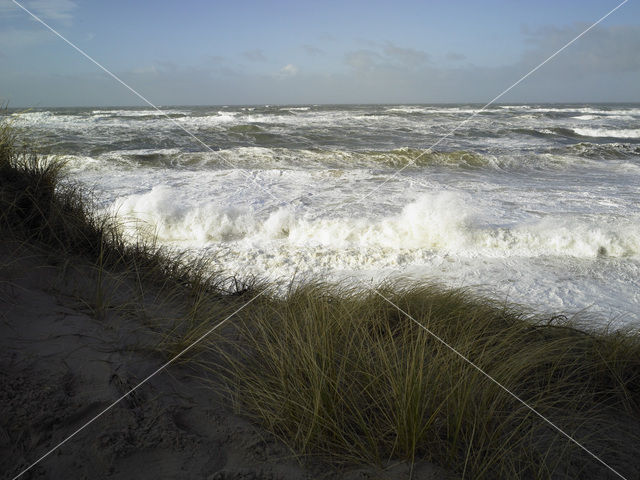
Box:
112;188;640;260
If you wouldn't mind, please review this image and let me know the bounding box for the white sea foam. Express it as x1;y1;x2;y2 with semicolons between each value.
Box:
573;127;640;139
11;111;78;128
112;148;182;156
105;184;640;321
11;110;156;130
72;146;598;172
90;109;187;117
499;106;640;116
12;104;640;323
176;112;239;127
112;189;640;259
385;106;428;113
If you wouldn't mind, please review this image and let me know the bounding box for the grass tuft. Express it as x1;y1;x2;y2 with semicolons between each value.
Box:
213;283;640;478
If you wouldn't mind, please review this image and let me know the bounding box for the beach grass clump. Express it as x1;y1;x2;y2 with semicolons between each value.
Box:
0;120;227;296
0;119;268;357
0;121;125;264
213;283;640;479
0;119;235;348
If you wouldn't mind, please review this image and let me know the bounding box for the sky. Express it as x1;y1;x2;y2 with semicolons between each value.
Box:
1;0;639;107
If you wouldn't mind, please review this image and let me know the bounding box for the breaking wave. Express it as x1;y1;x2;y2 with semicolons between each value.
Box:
113;188;640;260
561;142;640;159
65;142;640;174
572;128;640;139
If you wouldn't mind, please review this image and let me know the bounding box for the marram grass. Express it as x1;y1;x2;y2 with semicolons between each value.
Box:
2;120;639;479
211;283;640;479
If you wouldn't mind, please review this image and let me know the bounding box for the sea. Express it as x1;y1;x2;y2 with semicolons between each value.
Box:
7;104;640;324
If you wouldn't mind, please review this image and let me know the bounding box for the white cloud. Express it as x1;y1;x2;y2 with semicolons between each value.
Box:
25;0;77;25
280;64;298;76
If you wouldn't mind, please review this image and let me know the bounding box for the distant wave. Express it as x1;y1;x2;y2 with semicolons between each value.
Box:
65;143;640;174
384;106;429;113
11;106;640;143
572;127;640;139
571;114;634;121
363;148;494;169
91;109;190;118
562;142;640;159
500;106;640;116
511;127;581;139
512;126;640;141
73;147;504;171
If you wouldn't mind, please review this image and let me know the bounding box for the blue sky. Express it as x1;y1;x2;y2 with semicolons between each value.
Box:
1;0;639;106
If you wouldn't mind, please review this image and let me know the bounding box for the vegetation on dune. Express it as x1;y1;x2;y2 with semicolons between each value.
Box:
0;117;233;300
2;120;639;479
213;283;640;479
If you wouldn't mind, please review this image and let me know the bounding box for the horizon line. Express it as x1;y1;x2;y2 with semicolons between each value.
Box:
4;100;640;110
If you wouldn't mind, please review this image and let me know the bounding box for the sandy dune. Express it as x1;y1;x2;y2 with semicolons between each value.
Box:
0;242;447;480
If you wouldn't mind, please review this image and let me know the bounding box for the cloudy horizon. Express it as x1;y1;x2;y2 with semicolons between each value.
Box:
1;0;639;107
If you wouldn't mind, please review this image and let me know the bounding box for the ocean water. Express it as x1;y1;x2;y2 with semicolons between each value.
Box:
7;104;640;324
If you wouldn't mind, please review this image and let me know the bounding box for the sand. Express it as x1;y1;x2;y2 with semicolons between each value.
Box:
0;241;449;480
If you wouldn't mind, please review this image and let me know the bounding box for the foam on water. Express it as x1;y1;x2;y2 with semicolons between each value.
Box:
572;115;598;120
91;109;189;117
500;106;640;116
7;103;640;324
112;188;640;259
573;127;640;139
60;145;640;174
107;185;640;321
176;112;239;127
385;106;430;113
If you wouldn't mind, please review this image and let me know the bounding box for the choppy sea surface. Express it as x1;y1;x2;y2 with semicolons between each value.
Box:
7;104;640;324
